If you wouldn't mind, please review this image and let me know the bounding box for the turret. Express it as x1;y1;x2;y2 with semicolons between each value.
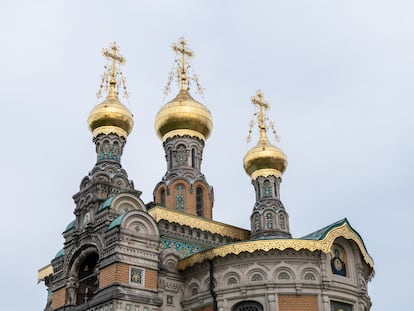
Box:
243;90;291;239
153;38;214;219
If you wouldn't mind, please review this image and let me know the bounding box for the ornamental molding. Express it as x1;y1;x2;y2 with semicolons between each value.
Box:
148;207;250;240
178;223;374;271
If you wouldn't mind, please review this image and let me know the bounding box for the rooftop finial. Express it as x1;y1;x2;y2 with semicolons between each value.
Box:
163;37;204;97
97;42;129;100
247;90;280;144
172;37;193;91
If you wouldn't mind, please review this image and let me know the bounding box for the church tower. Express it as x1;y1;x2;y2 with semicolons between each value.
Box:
243;90;291;239
153;38;214;219
41;43;162;311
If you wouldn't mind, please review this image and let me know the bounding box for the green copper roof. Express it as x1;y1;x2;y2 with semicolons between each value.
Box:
301;218;366;249
64;220;75;232
97;196;115;213
107;212;127;231
301;218;348;240
54;249;64;259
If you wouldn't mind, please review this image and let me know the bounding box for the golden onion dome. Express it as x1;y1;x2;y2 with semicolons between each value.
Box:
88;42;134;138
155;89;213;141
243;134;287;180
87;88;134;138
243;90;287;180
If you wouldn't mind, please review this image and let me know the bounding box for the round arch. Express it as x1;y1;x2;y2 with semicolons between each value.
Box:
232;301;264;311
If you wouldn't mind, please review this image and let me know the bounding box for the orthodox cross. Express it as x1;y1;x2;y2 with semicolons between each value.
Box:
247;90;279;143
172;37;193;91
97;42;128;99
103;42;126;82
251;90;269;131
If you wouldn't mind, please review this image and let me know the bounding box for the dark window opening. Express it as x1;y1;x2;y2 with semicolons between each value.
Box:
232;301;264;311
191;148;195;168
160;189;166;206
76;253;99;305
196;187;203;216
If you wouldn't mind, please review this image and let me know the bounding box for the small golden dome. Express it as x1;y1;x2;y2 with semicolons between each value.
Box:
155;89;213;141
88;92;134;138
243;135;287;180
88;43;133;138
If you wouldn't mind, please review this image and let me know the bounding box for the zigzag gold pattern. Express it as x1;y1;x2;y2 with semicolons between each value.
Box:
177;223;374;270
148;207;250;240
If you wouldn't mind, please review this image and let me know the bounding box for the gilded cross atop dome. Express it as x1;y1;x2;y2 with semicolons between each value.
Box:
97;42;129;99
163;37;203;96
247;90;279;144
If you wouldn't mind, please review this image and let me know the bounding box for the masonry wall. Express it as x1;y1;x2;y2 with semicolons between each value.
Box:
278;295;318;311
50;287;66;310
99;262;158;290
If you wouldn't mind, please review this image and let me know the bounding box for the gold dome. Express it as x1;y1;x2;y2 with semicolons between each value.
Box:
88;92;134;138
243;133;287;180
88;42;134;138
155;89;213;141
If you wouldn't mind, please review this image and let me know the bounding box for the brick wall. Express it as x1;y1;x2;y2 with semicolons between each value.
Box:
160;180;213;219
99;262;129;288
278;295;318;311
50;287;66;310
145;268;158;289
100;263;157;290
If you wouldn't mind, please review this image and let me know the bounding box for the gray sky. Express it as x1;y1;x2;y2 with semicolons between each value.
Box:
1;1;412;310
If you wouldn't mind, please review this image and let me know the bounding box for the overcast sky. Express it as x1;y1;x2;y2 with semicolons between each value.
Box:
1;1;412;310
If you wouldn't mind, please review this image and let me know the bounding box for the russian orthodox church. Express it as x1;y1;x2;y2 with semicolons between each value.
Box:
38;39;374;311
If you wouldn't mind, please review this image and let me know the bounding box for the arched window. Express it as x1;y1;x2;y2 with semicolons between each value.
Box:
175;185;185;211
175;144;187;166
251;273;263;281
160;189;166;206
191;148;195;168
76;253;99;305
227;277;238;285
196;187;203;216
266;213;273;229
112;141;120;161
232;301;263;311
169;149;173;169
262;180;272;198
279;213;285;230
254;214;260;231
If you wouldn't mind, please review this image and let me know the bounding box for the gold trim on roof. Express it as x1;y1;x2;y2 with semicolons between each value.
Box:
37;264;53;283
148;207;250;240
178;222;374;270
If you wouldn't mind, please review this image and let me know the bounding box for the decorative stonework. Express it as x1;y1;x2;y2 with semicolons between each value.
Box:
161;238;204;257
130;267;144;285
149;207;250;240
178;223;374;270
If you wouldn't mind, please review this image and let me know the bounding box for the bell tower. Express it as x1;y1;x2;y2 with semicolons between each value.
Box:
153;38;214;219
243;90;291;239
40;43;162;311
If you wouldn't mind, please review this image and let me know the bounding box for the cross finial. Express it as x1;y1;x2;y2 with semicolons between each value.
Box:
247;90;280;143
251;89;269;131
97;42;128;99
172;37;193;91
